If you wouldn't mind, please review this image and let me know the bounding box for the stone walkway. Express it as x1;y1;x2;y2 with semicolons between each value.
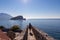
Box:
28;29;36;40
14;29;26;40
14;26;55;40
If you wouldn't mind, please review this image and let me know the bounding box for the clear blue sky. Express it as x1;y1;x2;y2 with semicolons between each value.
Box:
0;0;60;19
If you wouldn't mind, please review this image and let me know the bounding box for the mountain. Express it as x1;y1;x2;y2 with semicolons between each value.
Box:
11;16;26;20
0;13;12;20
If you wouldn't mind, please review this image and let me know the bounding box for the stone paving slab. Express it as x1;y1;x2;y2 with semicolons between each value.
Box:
28;29;36;40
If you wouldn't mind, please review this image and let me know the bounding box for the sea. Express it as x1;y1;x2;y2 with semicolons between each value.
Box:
0;19;60;40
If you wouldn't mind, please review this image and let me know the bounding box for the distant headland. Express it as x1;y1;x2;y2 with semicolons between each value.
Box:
0;13;26;20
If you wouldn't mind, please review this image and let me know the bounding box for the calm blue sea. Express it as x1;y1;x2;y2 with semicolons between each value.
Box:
0;19;60;40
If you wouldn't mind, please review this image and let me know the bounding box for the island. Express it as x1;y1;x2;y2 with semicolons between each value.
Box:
10;16;26;20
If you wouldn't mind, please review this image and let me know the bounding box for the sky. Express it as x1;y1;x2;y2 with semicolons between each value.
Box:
0;0;60;19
